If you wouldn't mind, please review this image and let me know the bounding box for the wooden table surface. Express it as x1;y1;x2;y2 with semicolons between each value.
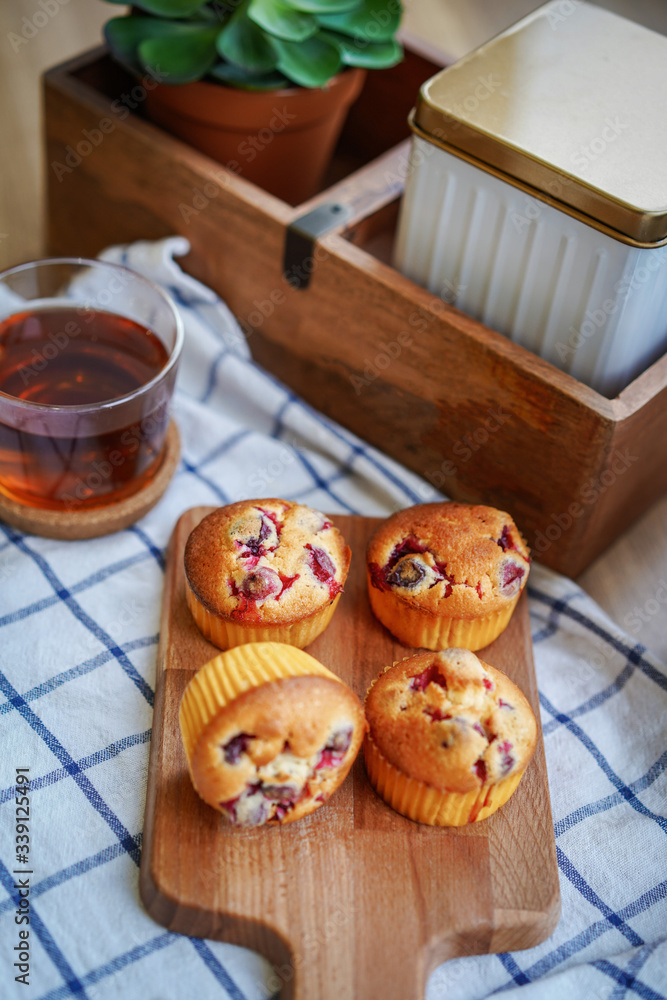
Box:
1;0;665;660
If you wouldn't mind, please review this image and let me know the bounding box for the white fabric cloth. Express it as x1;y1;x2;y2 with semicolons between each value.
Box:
1;237;665;1000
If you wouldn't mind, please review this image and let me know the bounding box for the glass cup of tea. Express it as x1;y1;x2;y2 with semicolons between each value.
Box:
0;258;184;511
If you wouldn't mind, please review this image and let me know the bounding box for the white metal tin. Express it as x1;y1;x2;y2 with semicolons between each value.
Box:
394;137;667;397
394;1;667;398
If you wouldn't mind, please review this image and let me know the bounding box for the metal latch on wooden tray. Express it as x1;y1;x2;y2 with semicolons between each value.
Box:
282;202;352;290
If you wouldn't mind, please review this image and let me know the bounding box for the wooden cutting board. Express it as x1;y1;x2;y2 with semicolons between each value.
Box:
140;509;560;999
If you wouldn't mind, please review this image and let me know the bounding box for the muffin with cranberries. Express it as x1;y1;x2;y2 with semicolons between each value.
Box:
184;499;350;650
364;648;537;826
179;642;366;826
366;502;530;650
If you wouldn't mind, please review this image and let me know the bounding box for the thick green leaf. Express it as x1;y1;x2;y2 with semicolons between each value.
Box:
320;29;402;67
216;7;278;72
248;0;317;42
121;0;207;16
287;0;359;13
105;17;193;74
138;27;220;83
318;0;401;41
271;33;341;86
209;62;291;90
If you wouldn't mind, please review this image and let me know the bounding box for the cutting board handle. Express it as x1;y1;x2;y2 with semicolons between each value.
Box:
278;931;425;1000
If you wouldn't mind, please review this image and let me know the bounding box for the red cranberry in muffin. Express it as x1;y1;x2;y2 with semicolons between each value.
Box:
363;648;537;826
185;499;351;649
179;643;366;826
366;503;530;650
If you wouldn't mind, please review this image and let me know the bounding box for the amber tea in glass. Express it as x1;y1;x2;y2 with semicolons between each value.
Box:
0;259;183;510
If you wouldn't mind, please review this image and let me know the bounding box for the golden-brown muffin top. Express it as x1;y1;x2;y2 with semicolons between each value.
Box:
185;499;351;626
190;674;366;825
366;502;530;618
365;649;537;795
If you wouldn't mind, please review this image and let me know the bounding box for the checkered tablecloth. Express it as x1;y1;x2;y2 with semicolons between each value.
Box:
1;237;665;1000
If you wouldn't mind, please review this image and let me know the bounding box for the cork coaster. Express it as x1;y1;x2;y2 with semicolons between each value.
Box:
0;421;180;540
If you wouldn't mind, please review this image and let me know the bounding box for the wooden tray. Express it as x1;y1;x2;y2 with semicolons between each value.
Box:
140;509;560;999
44;46;667;577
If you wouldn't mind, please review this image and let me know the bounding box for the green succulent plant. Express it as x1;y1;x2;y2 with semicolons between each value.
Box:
103;0;403;90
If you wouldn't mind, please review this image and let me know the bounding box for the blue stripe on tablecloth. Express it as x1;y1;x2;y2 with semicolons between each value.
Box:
34;931;250;1000
554;750;667;838
190;938;249;1000
0;836;144;916
2;714;244;998
540;693;667;836
271;401;356;500
535;881;666;984
196;429;254;470
290;450;356;513
0;527;154;706
270;395;291;440
557;846;644;946
531;589;667;694
0;694;244;1000
35;932;177;1000
169;278;246;316
197;354;424;508
616;882;667;923
0;638;158;720
0;730;152;809
594;959;665;1000
0;551;154;628
0;857;91;998
531;622;559;644
285;470;350;506
179;458;231;505
127;525;165;571
494;952;531;986
608;943;660;1000
324;426;424;505
542;660;637;736
492;881;667;993
79;729;151;767
0;669;141;864
167;283;217;312
252;375;424;505
267;395;360;497
528;586;578;646
199;348;229;404
3;825;248;1000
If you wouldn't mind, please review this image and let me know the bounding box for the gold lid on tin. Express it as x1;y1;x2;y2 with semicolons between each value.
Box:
413;1;667;247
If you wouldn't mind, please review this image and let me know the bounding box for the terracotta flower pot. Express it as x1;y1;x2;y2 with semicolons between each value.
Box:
144;69;367;205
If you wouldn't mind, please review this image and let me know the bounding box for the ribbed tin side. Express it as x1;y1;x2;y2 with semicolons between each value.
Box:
394;138;667;397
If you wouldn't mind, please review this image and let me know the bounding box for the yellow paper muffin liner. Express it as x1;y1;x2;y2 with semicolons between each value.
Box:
186;578;342;650
363;732;527;826
367;579;520;651
179;641;339;764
